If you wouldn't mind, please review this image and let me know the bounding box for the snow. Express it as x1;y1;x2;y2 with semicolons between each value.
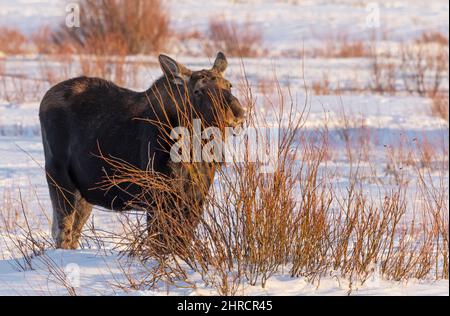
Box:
0;0;449;296
0;0;448;55
0;250;448;296
0;77;447;296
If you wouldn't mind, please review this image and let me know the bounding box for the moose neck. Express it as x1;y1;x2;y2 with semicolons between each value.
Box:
141;77;220;210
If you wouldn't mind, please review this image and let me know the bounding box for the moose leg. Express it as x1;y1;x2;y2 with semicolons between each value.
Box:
46;165;78;249
70;193;93;249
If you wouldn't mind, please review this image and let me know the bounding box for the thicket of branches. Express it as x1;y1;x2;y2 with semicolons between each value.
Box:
52;0;171;55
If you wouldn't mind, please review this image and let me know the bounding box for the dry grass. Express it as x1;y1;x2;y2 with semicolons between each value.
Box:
311;33;370;58
0;188;53;272
1;91;448;294
400;37;449;97
0;74;48;104
84;75;449;295
367;31;448;96
415;32;449;46
369;46;397;95
429;92;449;122
0;27;28;55
0;32;448;295
305;31;448;97
205;18;264;57
312;73;332;95
51;0;170;55
0;53;150;103
330;40;368;58
31;25;61;55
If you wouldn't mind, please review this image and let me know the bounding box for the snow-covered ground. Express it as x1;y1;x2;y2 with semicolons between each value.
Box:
0;0;448;54
0;0;449;296
0;249;448;296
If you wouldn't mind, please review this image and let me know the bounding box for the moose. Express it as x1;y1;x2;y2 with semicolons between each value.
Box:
39;52;245;249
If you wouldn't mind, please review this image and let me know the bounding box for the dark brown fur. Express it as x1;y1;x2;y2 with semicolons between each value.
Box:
39;53;245;249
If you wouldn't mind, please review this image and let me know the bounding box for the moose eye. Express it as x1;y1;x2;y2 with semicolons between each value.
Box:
194;74;206;80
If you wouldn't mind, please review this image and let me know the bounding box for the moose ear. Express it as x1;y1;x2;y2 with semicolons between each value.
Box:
159;54;192;84
212;52;228;75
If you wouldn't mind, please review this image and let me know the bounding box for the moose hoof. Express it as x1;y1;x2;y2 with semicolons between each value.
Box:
55;237;74;250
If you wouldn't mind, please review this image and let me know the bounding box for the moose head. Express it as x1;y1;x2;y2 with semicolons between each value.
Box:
158;52;246;129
